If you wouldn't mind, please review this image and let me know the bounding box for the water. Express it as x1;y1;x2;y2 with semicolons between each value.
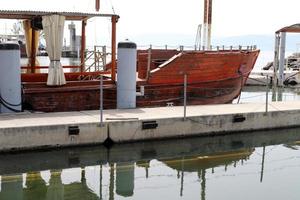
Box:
237;86;300;104
10;50;300;199
0;128;300;200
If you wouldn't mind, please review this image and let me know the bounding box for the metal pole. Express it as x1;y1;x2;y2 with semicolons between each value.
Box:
184;74;187;121
103;46;107;70
146;45;152;80
94;45;97;71
273;33;280;86
265;75;269;114
278;32;286;86
100;75;104;126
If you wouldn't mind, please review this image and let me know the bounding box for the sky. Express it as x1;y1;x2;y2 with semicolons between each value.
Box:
1;0;300;46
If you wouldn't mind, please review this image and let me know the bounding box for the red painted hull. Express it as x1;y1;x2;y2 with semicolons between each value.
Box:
22;49;259;112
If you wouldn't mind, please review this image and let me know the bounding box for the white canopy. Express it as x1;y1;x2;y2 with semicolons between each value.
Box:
42;15;66;86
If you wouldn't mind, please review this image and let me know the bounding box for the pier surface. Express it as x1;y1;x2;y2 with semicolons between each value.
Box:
1;101;300;152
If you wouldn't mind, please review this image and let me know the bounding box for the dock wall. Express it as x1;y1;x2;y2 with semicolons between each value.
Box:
109;110;300;142
0;101;300;152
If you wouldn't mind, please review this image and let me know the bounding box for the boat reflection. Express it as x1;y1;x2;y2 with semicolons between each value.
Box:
161;149;254;199
0;127;300;199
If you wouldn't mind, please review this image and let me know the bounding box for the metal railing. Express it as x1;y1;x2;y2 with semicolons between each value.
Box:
136;44;257;51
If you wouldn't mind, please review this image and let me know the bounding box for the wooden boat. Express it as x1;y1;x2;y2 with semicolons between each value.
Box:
22;47;259;112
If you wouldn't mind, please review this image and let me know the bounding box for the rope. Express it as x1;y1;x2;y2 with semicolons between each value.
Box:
0;95;21;107
109;0;116;14
0;93;22;112
0;99;22;113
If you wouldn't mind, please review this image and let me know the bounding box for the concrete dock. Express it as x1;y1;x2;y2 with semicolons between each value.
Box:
1;101;300;152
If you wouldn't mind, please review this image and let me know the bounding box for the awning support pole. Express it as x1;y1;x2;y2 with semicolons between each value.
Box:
273;33;280;86
278;32;286;87
30;28;37;73
111;15;118;82
80;19;87;73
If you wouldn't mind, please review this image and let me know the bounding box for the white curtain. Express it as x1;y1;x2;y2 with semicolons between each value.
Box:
42;15;66;86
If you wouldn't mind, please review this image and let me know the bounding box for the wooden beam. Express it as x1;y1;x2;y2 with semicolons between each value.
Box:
30;29;37;73
80;19;87;73
111;15;118;82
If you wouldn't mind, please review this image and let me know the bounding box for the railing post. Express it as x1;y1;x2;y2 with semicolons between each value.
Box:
146;45;152;80
100;75;104;126
94;45;97;71
103;46;107;70
180;45;184;51
183;74;187;121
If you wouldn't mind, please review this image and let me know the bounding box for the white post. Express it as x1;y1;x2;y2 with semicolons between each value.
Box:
202;24;207;50
278;32;286;87
207;23;212;49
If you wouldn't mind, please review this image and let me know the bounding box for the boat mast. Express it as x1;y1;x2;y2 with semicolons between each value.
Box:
203;0;212;49
95;0;100;11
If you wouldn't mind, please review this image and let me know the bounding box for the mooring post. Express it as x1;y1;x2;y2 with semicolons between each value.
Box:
183;74;187;121
265;75;269;114
100;75;104;126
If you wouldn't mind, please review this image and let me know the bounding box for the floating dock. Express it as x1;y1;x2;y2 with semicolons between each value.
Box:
247;70;299;86
1;101;300;152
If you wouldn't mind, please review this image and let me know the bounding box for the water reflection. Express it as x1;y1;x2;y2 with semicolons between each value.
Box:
0;128;300;200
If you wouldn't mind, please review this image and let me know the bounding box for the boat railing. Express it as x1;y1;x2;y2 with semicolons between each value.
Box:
82;45;111;72
136;44;257;52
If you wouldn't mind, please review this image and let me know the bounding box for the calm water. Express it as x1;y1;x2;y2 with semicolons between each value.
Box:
10;51;300;199
237;86;300;104
0;128;300;200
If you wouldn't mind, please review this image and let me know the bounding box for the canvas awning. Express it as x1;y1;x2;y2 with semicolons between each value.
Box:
0;10;117;21
276;24;300;33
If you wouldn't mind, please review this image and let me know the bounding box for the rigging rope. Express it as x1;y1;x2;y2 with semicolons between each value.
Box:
109;0;116;14
0;93;22;112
